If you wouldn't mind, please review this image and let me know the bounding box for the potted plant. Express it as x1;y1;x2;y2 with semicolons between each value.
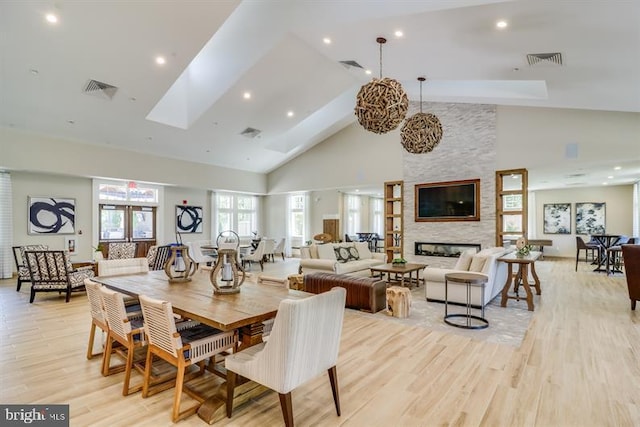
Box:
93;244;104;261
392;257;407;265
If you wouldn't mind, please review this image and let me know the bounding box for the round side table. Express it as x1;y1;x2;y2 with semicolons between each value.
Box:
444;272;489;329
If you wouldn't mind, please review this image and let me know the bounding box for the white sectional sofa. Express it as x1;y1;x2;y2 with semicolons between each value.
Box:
98;257;149;277
299;241;386;276
423;247;510;307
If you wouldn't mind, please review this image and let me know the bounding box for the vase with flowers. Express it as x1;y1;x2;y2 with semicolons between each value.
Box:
93;244;104;261
515;237;531;258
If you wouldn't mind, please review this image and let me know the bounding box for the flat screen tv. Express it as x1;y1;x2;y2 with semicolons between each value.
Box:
415;179;480;222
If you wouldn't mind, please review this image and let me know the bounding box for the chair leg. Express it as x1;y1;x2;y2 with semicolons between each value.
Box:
327;366;341;416
172;364;186;422
632;299;637;311
278;392;294;427
226;370;237;418
30;289;36;303
259;260;264;271
122;344;135;396
87;322;97;360
142;349;154;398
102;333;114;377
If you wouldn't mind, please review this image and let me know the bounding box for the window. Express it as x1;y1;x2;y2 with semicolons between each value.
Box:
289;195;305;239
344;194;361;235
215;192;258;238
371;197;383;236
98;183;158;203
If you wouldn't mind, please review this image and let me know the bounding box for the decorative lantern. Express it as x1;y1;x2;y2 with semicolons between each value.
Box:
210;230;246;294
355;37;408;134
400;77;443;153
164;245;196;283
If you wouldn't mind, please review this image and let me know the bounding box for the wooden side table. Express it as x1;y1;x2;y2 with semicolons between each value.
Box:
444;272;489;329
498;251;541;311
386;286;411;318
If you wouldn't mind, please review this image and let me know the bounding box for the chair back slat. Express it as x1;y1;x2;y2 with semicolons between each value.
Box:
84;279;106;324
100;287;133;341
139;294;181;357
148;245;172;270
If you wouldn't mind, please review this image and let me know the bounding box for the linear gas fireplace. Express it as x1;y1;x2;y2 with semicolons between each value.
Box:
415;242;481;258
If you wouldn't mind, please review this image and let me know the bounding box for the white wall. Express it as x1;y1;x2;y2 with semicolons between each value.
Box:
533;185;634;257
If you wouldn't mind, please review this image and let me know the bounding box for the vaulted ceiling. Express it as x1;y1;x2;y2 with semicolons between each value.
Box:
1;0;639;190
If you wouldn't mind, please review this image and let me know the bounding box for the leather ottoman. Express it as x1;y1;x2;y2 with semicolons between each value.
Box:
303;272;386;313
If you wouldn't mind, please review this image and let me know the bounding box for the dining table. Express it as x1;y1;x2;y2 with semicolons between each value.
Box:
589;234;621;272
93;269;312;423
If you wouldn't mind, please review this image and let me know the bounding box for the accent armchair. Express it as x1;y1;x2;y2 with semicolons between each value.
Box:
621;244;640;310
13;244;49;291
225;287;347;427
24;250;94;303
107;242;137;259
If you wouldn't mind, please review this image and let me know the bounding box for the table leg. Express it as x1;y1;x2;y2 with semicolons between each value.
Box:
239;322;264;348
531;262;541;295
501;264;514;307
520;265;534;311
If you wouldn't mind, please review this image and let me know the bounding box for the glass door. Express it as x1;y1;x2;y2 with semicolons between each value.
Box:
99;204;156;257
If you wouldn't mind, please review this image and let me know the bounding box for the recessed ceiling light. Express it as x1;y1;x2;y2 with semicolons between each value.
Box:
243;91;251;100
607;175;614;179
603;182;608;185
496;20;508;29
155;56;166;65
322;37;331;45
287;111;294;117
614;166;622;170
29;69;39;75
45;13;58;24
67;120;74;124
394;30;403;38
365;69;372;75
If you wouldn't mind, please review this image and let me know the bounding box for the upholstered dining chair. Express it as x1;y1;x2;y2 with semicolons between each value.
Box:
263;238;276;262
273;238;286;261
107;242;137;259
621;244;640;310
138;294;238;422
225;287;347;427
24;250;94;303
13;244;49;291
242;239;267;271
575;236;599;271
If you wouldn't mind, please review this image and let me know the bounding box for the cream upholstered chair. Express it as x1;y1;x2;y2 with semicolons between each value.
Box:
139;294;238;422
225;287;347;427
242;239;267;271
263;238;276;262
273;238;286;261
185;241;216;268
100;286;147;396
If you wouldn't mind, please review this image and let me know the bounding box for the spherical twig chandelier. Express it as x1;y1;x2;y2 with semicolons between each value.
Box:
400;77;443;154
355;37;408;134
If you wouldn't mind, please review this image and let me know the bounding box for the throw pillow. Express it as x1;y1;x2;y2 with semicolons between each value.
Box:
354;241;372;259
348;247;360;261
469;255;487;272
334;246;351;263
317;243;337;260
453;249;475;271
309;244;319;259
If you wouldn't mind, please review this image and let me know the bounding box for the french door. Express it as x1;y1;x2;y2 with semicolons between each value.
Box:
99;204;156;257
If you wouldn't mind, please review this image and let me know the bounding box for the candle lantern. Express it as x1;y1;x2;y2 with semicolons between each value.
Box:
210;230;246;294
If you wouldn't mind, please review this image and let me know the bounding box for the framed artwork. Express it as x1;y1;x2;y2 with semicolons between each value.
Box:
176;205;203;233
543;203;571;234
575;202;606;235
28;196;76;235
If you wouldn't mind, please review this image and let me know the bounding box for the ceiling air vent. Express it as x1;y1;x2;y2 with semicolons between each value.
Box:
83;79;118;100
339;60;363;69
527;52;563;66
240;127;261;138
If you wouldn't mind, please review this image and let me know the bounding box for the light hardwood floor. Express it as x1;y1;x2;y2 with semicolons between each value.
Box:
1;257;638;426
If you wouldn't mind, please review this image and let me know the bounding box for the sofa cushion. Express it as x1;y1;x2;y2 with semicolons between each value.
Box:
453;249;475;271
309;244;319;259
317;243;337;260
469;255;487;272
348;247;360;261
334;246;351;263
354;242;372;259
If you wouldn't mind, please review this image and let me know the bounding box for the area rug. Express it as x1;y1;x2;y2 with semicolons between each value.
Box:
347;261;553;348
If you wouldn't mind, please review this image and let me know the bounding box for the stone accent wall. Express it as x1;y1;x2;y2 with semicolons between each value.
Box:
403;102;497;267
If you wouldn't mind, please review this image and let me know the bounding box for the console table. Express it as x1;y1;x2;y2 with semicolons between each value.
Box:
499;251;541;311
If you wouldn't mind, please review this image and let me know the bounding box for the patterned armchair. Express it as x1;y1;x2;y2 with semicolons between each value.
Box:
107;242;137;259
24;250;94;303
12;244;49;292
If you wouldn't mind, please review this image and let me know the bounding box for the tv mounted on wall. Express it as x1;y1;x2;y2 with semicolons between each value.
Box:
415;179;480;222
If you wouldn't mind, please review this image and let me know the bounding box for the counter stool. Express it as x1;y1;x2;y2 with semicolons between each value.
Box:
444;272;488;329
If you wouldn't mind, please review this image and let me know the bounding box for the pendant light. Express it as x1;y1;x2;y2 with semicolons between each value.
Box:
400;77;443;153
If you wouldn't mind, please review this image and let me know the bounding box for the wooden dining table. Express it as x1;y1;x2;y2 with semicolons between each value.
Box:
590;234;621;272
93;269;312;423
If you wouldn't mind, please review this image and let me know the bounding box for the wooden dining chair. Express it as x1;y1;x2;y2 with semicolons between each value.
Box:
225;287;347;427
138;294;238;422
273;238;286;261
